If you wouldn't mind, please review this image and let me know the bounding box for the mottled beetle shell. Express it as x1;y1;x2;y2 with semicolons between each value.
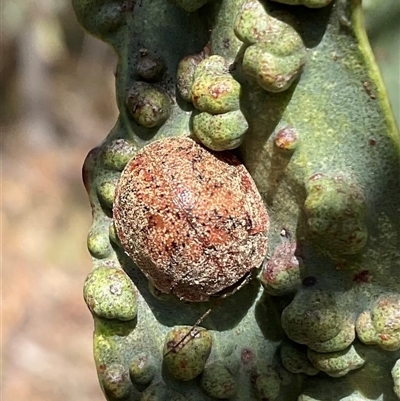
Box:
113;137;269;302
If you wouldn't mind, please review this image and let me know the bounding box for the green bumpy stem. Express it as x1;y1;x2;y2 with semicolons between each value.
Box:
74;0;400;400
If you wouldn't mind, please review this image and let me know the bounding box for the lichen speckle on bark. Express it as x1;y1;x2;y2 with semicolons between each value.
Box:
74;0;400;399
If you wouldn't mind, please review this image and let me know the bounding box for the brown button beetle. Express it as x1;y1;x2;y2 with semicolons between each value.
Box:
113;137;269;302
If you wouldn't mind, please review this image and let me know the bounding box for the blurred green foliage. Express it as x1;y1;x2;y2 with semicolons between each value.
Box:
364;0;400;125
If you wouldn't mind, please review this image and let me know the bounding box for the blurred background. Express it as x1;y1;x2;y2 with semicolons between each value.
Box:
1;1;399;400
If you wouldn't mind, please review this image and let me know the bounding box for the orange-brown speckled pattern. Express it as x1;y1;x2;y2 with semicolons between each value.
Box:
113;137;269;302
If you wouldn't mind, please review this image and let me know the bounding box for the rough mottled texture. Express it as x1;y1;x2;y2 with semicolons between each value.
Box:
307;345;365;377
129;352;156;386
191;56;241;114
356;295;400;351
84;266;138;321
97;176;118;210
101;363;132;399
304;173;368;256
252;368;281;400
282;290;345;346
179;52;249;151
136;54;166;83
200;362;237;398
74;0;400;399
139;382;186;401
113;137;269;301
100;139;138;172
177;53;207;102
274;127;299;152
163;326;212;381
393;360;400;398
280;340;320;376
260;241;301;295
125;82;171;128
87;226;112;259
235;0;307;92
192;110;249;151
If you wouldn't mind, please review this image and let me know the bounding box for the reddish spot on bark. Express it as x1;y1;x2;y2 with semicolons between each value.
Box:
369;138;376;146
208;82;230;99
241;348;253;365
353;270;370;283
148;214;165;230
262;242;299;284
309;173;325;181
192;95;200;107
167;341;179;353
274;127;298;151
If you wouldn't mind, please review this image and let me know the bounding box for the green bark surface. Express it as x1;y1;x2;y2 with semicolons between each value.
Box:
74;0;400;399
